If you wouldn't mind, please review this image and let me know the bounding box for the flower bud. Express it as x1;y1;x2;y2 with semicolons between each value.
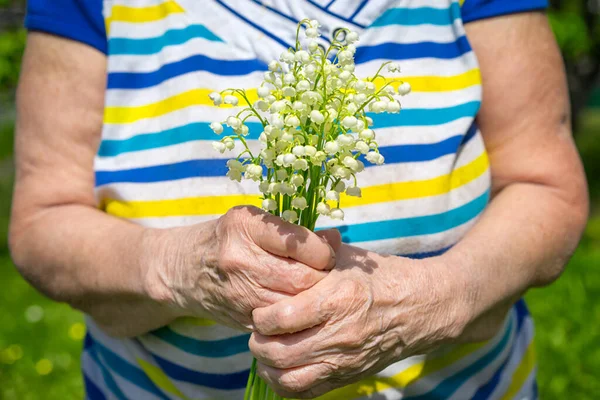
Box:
334;181;346;193
257;86;270;98
226;116;242;129
316;202;331;215
346;31;359;44
293;158;309;171
268;60;279;71
366;151;385;165
398;82;412;96
259;181;270;193
387;101;401;113
359;129;375;141
223;137;235;150
210;122;223;134
292;145;306;157
209;92;222;106
310;110;325;124
343;156;359;172
291;174;304;187
342;116;357;129
296;80;311;92
326;190;340;202
224;95;239;106
355;140;370;154
324;141;340;155
283;153;297;167
282;86;297;97
303;145;317;157
346;186;362;197
330;208;345;220
285;115;301;128
212;141;226;153
276;169;288;181
291;197;308;210
282;210;299;223
295;50;310;64
262;198;278;211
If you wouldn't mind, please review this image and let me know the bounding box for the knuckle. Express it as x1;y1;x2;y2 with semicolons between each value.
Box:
279;371;311;393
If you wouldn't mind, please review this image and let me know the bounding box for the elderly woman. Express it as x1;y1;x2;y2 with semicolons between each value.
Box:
10;0;587;399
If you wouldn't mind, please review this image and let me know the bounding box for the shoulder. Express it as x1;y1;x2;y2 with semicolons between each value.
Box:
461;0;548;23
25;0;106;54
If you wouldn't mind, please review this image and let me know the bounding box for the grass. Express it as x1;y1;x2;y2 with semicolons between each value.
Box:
0;113;598;399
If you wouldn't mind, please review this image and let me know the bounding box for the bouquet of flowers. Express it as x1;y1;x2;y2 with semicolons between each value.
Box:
209;18;410;400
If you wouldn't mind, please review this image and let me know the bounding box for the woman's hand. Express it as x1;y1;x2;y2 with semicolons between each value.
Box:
248;244;470;398
145;206;341;332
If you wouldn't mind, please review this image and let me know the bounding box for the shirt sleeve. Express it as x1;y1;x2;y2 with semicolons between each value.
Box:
461;0;548;24
25;0;107;54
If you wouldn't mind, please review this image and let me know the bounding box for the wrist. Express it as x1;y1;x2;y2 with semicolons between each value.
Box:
418;254;479;343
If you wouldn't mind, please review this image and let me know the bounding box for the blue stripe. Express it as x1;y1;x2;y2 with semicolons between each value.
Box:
87;335;170;400
372;102;480;128
84;373;107;400
107;54;266;89
109;25;222;56
215;0;293;49
306;0;366;28
107;36;472;89
355;36;472;63
97;122;264;157
326;189;490;243
98;104;478;157
350;1;369;20
151;326;250;358
406;301;529;400
88;347;129;400
247;0;332;45
371;4;462;27
402;245;452;259
471;355;511;400
95;122;479;186
152;353;249;390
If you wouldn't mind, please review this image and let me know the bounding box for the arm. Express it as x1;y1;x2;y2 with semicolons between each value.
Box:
248;12;588;398
9;33;339;338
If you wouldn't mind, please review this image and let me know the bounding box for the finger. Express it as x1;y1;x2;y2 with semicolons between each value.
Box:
257;362;336;399
252;286;330;335
249;326;325;368
249;209;336;271
315;228;342;256
255;254;328;294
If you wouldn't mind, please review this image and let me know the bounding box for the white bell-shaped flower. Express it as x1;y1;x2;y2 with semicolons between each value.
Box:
346;186;362;197
212;141;226;153
398;82;412;96
262;198;278;211
282;210;299;223
291;196;308;210
209;92;222;106
326;190;340;202
210;122;223;134
316;202;331;215
330;208;345;220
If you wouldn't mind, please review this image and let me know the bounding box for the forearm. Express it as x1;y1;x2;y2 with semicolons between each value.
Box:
9;203;213;337
440;181;588;328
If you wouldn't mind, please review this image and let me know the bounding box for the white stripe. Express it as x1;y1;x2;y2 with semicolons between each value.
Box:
117;171;489;234
364;19;467;46
109;14;189;39
489;318;536;400
82;350;116;400
95;115;477;170
402;311;516;398
138;334;252;375
108;38;259;73
448;320;531;400
94;136;485;201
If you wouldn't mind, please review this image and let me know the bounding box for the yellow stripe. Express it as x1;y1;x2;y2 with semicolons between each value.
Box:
103;151;489;219
499;342;536;400
103;70;481;124
137;358;190;399
174;317;217;327
105;1;184;34
378;69;481;93
318;341;489;400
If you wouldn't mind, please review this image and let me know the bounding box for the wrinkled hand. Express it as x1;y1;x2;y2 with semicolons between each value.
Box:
147;206;341;331
249;244;469;398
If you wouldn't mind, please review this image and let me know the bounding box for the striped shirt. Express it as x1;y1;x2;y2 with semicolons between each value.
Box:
26;0;547;398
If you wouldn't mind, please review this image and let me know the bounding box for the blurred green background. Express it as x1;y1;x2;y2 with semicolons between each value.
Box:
0;1;599;399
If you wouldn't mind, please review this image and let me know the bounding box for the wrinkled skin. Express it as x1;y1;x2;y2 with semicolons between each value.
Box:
249;244;515;399
149;206;342;331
